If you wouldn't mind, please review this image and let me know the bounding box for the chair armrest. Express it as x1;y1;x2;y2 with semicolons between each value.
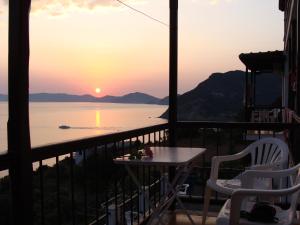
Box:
233;185;300;198
210;151;249;181
213;151;250;163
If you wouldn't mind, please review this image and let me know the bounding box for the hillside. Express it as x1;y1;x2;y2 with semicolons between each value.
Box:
29;93;96;102
97;92;161;104
161;70;282;121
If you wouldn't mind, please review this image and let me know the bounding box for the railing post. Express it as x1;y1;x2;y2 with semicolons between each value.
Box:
8;0;33;224
169;0;178;147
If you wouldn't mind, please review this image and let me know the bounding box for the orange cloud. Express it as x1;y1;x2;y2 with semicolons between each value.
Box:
2;0;137;16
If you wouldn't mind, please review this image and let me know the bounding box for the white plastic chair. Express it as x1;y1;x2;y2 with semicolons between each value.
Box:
216;163;300;225
202;137;290;225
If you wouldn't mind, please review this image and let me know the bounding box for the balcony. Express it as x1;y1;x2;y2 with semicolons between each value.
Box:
2;1;297;224
0;121;297;225
239;51;284;124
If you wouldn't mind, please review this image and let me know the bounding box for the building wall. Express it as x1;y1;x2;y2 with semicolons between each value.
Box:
281;0;299;115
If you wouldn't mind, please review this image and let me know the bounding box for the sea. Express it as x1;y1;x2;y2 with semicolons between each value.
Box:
0;102;168;155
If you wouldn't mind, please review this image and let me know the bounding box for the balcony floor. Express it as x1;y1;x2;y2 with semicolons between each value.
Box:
149;210;218;225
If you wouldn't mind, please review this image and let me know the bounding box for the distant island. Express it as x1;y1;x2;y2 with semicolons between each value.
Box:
0;92;168;105
0;70;282;121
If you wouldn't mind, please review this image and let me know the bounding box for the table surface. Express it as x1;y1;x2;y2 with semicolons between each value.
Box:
113;147;206;166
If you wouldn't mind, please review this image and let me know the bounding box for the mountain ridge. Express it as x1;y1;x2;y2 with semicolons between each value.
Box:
161;70;282;121
0;92;166;105
0;70;282;121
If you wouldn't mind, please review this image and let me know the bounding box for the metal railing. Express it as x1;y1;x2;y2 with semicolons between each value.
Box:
0;123;169;225
1;121;299;225
246;107;284;123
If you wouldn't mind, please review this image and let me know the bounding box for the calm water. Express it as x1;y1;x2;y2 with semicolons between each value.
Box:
0;102;167;154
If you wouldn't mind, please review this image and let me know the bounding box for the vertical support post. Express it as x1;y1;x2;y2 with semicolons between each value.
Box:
290;0;300;164
168;0;178;211
248;70;254;120
253;70;257;107
245;68;249;121
169;0;178;147
8;0;33;225
249;71;252;107
250;70;254;107
297;0;300;114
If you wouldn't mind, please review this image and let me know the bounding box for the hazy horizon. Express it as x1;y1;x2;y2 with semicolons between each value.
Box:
0;90;165;98
0;69;245;98
0;0;284;98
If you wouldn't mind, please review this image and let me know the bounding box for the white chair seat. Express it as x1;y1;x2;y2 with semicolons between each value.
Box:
216;200;295;225
216;179;241;189
207;179;240;195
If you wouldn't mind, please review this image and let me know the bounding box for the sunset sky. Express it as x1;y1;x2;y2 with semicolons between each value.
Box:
0;0;283;98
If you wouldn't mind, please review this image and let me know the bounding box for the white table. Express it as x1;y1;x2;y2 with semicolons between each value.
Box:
114;146;206;225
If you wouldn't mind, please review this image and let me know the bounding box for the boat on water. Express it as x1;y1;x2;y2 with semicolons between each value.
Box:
59;125;71;129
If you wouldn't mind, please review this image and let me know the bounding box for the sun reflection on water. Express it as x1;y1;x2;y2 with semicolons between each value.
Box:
96;110;101;128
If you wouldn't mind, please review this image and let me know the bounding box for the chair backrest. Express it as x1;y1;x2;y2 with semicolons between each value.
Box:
246;137;289;169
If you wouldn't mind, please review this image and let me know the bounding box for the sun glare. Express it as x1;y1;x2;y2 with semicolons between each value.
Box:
95;88;101;94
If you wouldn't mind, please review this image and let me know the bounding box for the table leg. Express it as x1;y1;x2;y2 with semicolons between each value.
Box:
125;163;196;225
164;164;196;225
125;165;166;225
147;163;196;225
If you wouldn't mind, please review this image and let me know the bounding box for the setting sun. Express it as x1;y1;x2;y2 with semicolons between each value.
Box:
95;88;101;94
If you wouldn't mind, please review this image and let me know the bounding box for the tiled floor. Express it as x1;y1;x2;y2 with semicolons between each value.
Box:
149;210;217;225
167;213;217;225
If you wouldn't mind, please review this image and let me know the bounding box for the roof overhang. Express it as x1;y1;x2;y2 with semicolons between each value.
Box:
239;51;285;73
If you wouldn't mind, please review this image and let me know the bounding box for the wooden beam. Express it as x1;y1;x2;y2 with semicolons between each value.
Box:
8;0;33;224
169;0;178;147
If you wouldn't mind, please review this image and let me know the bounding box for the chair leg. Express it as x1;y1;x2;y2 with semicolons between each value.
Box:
202;186;212;225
